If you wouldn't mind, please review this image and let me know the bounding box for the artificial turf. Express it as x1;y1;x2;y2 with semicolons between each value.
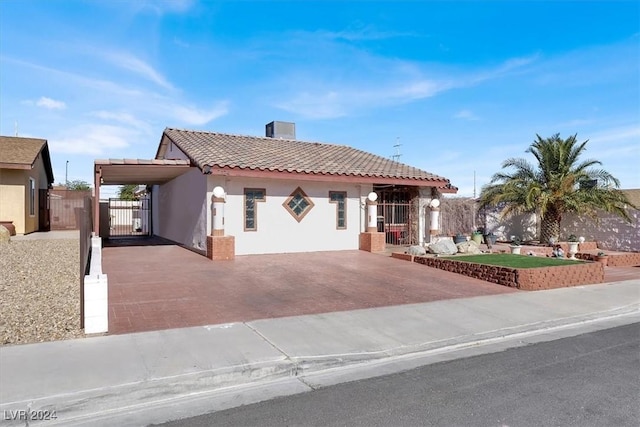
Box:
442;253;584;268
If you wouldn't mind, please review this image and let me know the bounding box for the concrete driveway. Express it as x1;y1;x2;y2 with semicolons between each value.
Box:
103;243;518;334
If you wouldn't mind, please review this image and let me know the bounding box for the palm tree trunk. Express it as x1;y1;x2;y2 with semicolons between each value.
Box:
540;208;561;244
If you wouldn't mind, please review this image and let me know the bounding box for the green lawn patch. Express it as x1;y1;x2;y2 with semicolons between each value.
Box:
442;253;583;268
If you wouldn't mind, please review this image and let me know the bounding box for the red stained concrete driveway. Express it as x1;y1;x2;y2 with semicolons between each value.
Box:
103;242;519;335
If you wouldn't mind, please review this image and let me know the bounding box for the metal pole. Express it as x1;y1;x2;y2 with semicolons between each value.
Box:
65;160;69;187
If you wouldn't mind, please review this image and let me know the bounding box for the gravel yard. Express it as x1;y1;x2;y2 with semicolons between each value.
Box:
0;239;84;345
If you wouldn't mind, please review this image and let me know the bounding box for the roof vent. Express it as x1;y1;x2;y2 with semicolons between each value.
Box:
266;121;296;140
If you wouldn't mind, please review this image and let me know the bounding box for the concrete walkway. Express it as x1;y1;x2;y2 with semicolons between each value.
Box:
1;279;638;426
11;230;79;240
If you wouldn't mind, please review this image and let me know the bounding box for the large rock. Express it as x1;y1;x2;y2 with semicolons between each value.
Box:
0;225;10;243
427;239;458;255
457;240;482;254
407;245;426;256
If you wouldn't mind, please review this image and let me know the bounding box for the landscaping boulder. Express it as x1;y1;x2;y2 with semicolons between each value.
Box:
407;245;427;256
427;239;458;255
457;240;482;254
0;225;10;243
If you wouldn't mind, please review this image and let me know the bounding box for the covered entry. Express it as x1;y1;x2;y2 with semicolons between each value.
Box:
93;159;191;238
374;185;418;246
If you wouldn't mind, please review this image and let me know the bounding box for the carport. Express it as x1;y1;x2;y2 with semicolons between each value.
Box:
93;159;192;237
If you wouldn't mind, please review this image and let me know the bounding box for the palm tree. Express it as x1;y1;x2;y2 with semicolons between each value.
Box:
479;133;635;244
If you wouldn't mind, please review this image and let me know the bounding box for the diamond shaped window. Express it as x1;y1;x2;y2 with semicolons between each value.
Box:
283;187;314;222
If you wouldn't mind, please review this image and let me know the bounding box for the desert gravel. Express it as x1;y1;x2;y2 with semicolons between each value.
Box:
0;239;84;345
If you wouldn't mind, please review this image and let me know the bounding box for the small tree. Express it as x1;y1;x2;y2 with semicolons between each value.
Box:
117;184;138;201
66;180;91;191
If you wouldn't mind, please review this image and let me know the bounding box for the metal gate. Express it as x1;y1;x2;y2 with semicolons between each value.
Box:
108;197;151;237
377;202;413;245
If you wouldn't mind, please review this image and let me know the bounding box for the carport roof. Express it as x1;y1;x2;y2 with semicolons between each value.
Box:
94;159;191;185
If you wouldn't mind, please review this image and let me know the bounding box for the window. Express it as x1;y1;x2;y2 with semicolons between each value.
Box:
29;178;36;216
329;191;347;229
244;188;265;231
283;187;314;222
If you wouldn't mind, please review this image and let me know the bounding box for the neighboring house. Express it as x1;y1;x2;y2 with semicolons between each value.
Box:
0;136;54;234
94;122;457;256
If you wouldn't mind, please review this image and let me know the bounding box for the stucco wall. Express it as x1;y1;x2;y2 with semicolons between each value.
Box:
0;169;26;233
562;210;639;252
0;154;50;234
156;168;207;251
207;176;372;255
483;205;639;251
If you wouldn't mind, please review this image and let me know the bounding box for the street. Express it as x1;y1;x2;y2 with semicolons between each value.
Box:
157;323;640;427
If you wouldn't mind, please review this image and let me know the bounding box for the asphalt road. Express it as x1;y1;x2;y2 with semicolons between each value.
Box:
156;323;640;427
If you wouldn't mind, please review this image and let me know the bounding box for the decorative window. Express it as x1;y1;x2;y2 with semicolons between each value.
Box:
244;188;265;231
329;191;347;229
29;178;36;216
283;187;314;222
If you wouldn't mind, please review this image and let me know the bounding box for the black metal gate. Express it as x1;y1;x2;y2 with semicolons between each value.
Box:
108;197;151;237
377;202;413;245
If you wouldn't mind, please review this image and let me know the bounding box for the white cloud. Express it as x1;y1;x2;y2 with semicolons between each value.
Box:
314;25;419;42
121;0;195;16
36;96;66;110
589;125;640;144
167;102;229;125
50;124;134;156
454;110;480;121
90;110;152;133
22;96;66;110
273;51;535;119
102;51;174;90
173;37;190;48
275;91;347;119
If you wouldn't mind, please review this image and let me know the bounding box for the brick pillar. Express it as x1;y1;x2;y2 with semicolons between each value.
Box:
207;187;235;260
359;192;385;252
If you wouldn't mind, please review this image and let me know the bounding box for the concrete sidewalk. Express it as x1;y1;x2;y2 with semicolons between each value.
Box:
1;280;638;426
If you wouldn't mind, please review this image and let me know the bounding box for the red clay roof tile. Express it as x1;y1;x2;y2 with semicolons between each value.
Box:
161;128;454;186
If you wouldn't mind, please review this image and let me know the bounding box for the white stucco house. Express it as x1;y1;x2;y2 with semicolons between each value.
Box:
94;122;457;257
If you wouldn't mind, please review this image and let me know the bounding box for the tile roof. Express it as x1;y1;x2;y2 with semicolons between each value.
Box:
0;136;54;184
160;128;455;188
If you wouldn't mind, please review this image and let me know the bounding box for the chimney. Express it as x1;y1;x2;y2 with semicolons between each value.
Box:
266;121;296;140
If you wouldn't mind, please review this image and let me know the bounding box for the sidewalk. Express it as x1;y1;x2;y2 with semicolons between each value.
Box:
1;279;638;426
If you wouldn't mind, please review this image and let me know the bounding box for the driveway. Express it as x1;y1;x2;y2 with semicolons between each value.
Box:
103;244;518;334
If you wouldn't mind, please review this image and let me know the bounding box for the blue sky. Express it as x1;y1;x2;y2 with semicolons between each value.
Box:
1;1;638;198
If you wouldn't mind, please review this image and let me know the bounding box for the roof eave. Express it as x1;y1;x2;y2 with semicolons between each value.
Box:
204;165;457;190
0;162;31;170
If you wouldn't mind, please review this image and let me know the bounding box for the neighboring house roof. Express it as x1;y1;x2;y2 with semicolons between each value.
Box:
0;136;54;185
157;128;457;191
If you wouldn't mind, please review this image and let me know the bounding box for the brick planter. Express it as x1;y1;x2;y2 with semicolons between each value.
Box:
392;253;604;290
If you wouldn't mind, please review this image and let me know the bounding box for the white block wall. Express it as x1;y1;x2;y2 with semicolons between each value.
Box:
84;236;108;334
155;168;207;251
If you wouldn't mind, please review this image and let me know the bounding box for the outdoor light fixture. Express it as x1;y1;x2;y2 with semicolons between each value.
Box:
429;198;440;208
203;165;212;174
212;186;225;199
367;192;378;202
